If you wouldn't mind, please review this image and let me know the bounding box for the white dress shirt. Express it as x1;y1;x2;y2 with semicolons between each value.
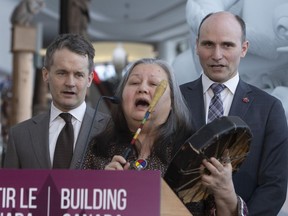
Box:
49;102;86;163
201;72;239;123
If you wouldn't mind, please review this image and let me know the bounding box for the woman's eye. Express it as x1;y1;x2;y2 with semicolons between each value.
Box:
129;81;139;85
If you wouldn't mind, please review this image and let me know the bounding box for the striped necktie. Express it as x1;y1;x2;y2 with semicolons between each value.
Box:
208;83;225;123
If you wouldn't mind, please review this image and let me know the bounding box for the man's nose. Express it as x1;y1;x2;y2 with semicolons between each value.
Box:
65;75;76;86
212;46;223;61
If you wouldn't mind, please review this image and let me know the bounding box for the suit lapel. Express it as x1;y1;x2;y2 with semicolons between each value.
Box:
29;113;51;168
71;106;109;169
182;78;254;130
71;107;92;168
229;80;253;120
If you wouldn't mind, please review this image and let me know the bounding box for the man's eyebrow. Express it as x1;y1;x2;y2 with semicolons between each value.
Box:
221;41;236;46
199;40;214;44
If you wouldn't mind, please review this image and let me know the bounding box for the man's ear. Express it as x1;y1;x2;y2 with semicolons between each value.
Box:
42;67;49;83
87;71;93;87
241;40;249;58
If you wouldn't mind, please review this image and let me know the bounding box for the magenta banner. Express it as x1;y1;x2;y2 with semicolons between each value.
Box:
0;169;161;216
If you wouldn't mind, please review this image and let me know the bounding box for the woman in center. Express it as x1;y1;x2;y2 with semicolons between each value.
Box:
83;58;192;172
82;58;247;215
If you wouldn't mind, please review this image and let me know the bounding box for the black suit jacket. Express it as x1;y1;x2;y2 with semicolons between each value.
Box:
180;77;288;216
4;106;110;169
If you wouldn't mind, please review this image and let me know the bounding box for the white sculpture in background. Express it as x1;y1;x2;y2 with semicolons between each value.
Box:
173;0;288;123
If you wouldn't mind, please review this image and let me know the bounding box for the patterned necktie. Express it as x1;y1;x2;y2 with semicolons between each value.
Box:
53;113;74;169
208;83;225;123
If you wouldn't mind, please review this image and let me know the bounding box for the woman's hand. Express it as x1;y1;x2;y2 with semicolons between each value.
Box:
104;155;130;170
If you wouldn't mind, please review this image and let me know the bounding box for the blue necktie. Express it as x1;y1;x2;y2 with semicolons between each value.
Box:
53;113;74;169
208;83;225;123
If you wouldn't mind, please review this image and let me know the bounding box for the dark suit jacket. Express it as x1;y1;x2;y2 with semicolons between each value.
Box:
180;77;288;216
4;106;111;169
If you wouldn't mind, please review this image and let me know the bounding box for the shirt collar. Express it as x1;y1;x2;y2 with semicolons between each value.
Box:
201;72;239;94
50;102;87;123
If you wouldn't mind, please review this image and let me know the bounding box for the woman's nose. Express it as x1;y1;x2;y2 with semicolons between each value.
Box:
137;84;149;94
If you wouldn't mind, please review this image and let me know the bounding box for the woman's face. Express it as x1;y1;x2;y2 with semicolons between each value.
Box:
122;63;171;132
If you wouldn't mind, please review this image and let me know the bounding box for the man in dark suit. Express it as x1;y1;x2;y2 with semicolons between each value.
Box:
4;33;110;169
180;12;288;215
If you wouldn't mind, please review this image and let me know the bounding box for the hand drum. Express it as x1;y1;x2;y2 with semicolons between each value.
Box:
164;116;252;203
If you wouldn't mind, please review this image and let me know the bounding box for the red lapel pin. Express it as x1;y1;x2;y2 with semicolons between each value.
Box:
242;97;249;103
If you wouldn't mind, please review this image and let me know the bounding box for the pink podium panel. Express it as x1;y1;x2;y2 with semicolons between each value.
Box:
0;169;161;216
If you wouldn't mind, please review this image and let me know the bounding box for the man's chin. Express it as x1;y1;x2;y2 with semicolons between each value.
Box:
61;103;78;111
